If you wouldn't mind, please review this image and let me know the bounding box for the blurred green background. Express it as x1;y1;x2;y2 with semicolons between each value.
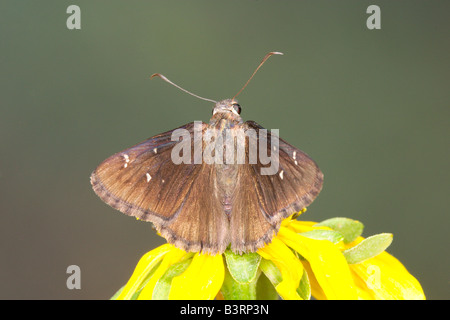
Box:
0;1;448;299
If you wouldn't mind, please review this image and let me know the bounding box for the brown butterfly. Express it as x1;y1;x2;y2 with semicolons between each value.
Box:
90;52;323;254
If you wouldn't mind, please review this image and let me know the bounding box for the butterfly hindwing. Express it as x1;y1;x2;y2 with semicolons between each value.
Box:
229;120;324;252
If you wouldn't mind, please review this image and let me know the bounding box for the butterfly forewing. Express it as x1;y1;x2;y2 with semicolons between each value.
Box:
91;122;230;253
92;124;195;221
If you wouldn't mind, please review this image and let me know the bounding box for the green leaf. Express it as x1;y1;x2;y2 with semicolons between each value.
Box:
259;258;282;286
110;285;142;300
224;250;261;284
343;233;393;264
152;257;193;300
221;267;258;300
256;272;279;300
110;286;124;300
316;217;364;243
296;269;311;300
300;230;344;244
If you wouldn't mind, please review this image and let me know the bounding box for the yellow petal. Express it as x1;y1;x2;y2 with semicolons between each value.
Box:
258;237;303;300
278;226;358;300
350;250;426;300
344;236;425;300
285;220;332;233
137;246;188;300
280;209;307;228
352;273;377;300
301;260;327;300
117;244;173;300
169;253;225;300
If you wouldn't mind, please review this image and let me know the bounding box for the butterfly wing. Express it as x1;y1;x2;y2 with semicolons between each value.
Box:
91;119;323;254
90;122;230;253
230;120;324;253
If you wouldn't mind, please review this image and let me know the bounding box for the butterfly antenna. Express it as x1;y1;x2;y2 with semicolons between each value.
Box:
151;73;217;103
233;51;284;100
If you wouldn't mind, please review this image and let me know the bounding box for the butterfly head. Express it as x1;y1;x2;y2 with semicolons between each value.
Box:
210;99;243;126
212;99;241;116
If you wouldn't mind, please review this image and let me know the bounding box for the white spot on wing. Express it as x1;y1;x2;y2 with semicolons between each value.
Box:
293;151;297;160
123;154;130;168
153;148;157;154
146;173;152;182
294;160;298;166
279;170;284;180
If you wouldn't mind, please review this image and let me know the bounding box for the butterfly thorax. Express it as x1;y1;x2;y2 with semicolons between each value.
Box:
206;100;244;218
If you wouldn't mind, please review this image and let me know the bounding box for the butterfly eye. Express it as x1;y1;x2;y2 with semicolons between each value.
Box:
233;104;241;114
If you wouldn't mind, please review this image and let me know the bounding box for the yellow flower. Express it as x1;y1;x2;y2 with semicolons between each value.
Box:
111;211;425;300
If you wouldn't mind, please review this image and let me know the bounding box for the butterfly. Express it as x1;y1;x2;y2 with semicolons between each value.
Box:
90;52;323;254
